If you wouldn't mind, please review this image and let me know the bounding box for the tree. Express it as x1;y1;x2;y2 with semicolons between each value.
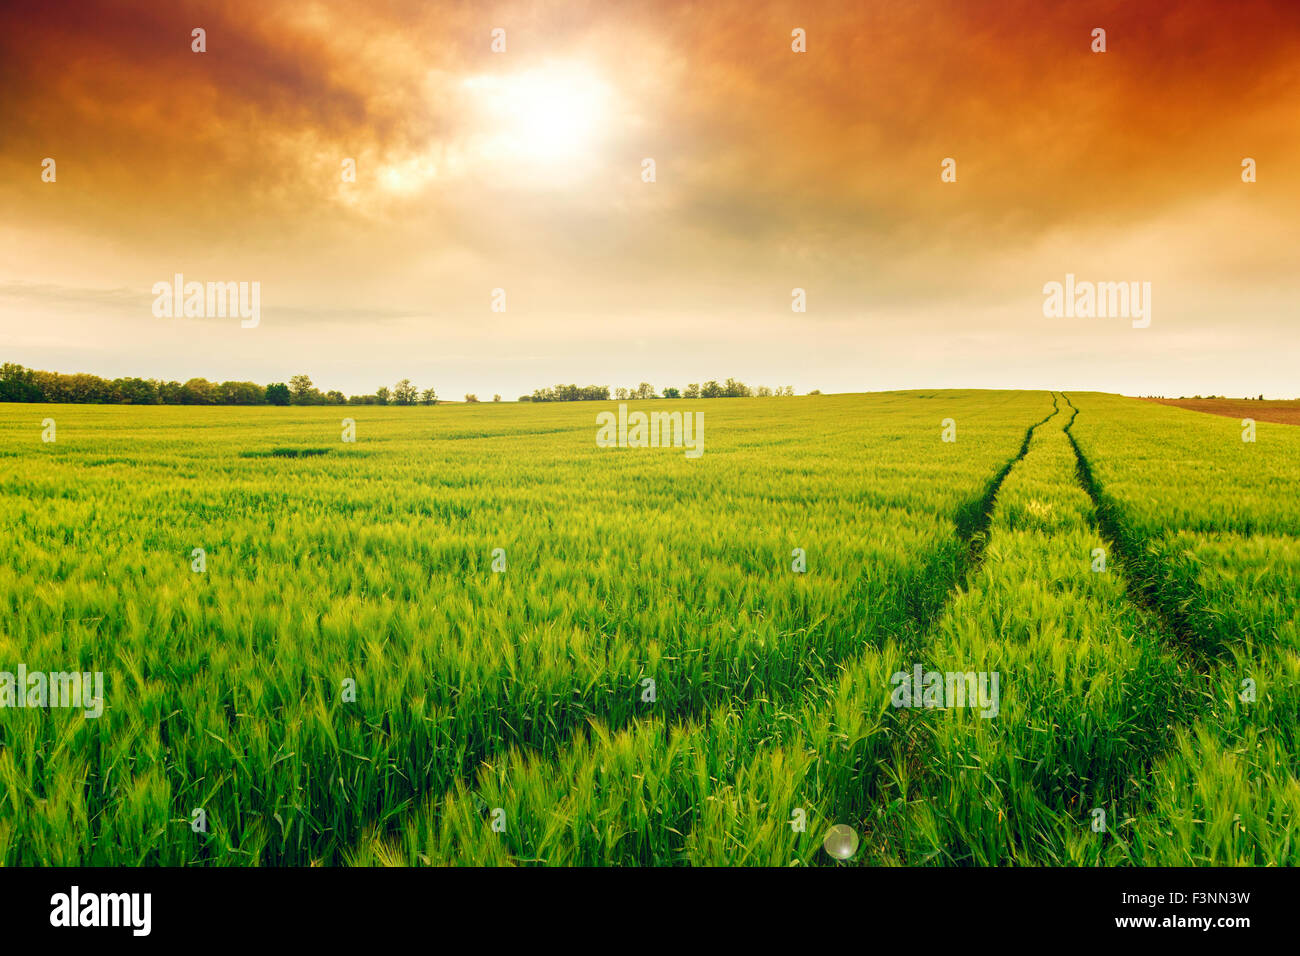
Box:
112;377;160;404
217;381;264;405
493;394;502;402
684;383;700;399
662;386;680;399
0;363;43;402
525;384;610;403
324;390;346;404
393;378;418;406
421;387;438;406
615;387;629;400
289;374;315;404
701;380;723;398
464;393;479;403
265;382;291;405
181;378;217;404
375;386;390;405
634;382;656;400
68;373;114;403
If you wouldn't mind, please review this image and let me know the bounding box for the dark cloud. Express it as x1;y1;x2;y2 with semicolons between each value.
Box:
1;1;1297;396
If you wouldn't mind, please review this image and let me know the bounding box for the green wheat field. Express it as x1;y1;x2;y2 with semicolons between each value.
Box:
1;390;1296;866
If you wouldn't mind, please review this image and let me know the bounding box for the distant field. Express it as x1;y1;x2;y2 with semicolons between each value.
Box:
1142;396;1300;426
0;391;1295;866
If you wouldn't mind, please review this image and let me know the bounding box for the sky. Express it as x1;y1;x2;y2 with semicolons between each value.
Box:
2;0;1298;398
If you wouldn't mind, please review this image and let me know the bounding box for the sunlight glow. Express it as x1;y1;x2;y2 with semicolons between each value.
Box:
462;64;612;165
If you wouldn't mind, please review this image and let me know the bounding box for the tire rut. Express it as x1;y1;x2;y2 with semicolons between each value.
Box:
1060;392;1219;667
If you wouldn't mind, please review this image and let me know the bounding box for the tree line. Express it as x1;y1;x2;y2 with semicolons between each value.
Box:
0;364;437;407
522;380;800;402
0;362;811;406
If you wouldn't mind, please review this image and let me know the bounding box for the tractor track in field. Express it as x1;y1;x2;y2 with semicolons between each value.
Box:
955;396;1062;561
880;392;1212;865
869;392;1062;665
799;392;1224;867
1060;392;1219;667
871;396;1072;857
1058;393;1262;863
900;395;1062;658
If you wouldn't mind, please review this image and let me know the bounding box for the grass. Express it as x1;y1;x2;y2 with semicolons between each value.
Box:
0;390;1294;866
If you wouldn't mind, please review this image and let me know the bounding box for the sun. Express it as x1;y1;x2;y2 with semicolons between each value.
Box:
463;64;612;165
